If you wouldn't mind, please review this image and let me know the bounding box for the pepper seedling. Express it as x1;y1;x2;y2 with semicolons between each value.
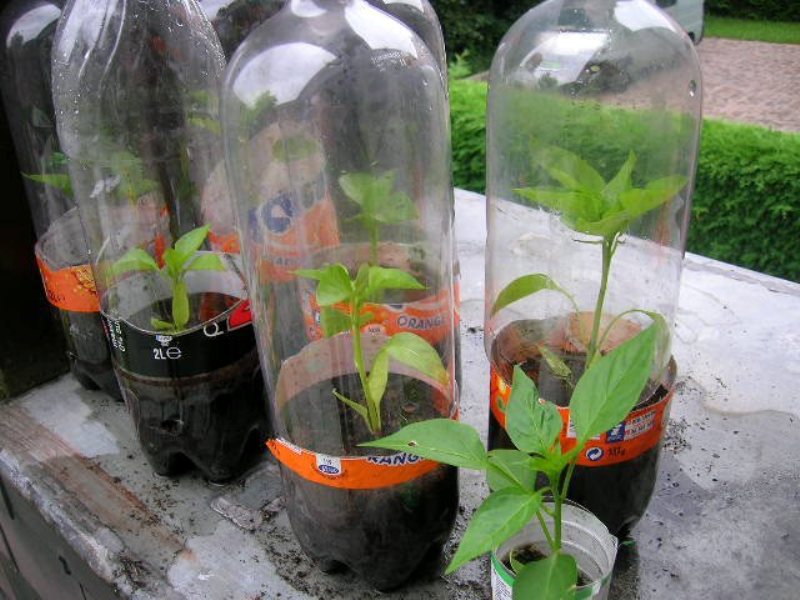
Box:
339;171;418;265
111;225;225;332
364;324;657;599
492;147;683;375
297;263;448;436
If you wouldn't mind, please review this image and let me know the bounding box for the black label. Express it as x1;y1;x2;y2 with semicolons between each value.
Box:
101;300;256;379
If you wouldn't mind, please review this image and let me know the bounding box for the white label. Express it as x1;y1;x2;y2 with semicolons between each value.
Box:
315;454;343;477
491;565;513;600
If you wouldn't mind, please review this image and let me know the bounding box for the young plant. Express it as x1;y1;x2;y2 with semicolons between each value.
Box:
111;225;225;332
296;263;448;436
364;325;657;599
339;171;418;265
493;146;685;371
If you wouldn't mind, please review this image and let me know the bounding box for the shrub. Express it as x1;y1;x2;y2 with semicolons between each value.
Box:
449;80;800;282
706;0;800;22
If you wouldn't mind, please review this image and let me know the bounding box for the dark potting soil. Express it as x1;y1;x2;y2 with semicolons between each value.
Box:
279;372;458;591
118;348;268;483
503;545;591;587
60;308;122;400
488;319;668;536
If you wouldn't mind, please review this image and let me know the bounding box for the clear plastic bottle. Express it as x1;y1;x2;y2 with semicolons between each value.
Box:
53;0;269;482
0;0;120;398
485;0;702;535
199;0;284;60
222;0;458;588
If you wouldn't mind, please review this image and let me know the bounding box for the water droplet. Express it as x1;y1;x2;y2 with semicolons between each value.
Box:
688;80;697;97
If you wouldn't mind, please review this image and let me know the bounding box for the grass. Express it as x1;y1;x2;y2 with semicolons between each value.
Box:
705;16;800;44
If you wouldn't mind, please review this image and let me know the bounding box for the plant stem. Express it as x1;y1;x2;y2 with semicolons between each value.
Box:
370;224;379;266
351;302;380;434
587;236;616;368
536;510;556;552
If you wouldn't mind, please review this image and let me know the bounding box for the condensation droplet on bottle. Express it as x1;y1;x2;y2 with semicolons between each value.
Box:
688;80;697;97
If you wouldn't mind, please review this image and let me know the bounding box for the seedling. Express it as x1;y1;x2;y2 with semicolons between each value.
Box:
297;263;448;436
111;225;225;331
339;171;418;265
364;325;657;599
493;146;684;371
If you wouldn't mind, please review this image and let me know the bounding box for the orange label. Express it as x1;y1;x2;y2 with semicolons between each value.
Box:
36;256;100;313
490;368;673;467
302;285;456;346
208;230;241;254
267;438;441;490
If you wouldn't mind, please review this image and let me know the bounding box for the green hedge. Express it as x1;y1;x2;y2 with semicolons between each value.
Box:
449;80;800;282
706;0;800;22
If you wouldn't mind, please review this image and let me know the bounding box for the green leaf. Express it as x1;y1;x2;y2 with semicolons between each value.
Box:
188;116;222;135
186;253;226;272
619;175;686;220
570;325;657;444
162;248;181;280
151;318;175;331
538;346;573;381
333;390;369;421
320;307;351;337
111;248;159;277
366;266;425;297
174;225;211;266
447;488;543;574
23;173;73;196
509;551;526;575
574;210;631;238
273;135;317;162
361;418;488;470
534;145;605;193
486;449;538;492
512;552;577;600
376;190;418;225
382;332;448;385
603;150;637;205
514;188;593;224
297;264;353;306
491;274;563;316
172;280;189;330
366;350;390;408
506;365;562;455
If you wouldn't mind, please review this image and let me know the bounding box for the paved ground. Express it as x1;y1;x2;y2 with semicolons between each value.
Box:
697;37;800;132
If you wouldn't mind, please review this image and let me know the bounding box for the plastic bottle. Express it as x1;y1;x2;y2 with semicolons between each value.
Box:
53;0;269;482
0;0;120;398
199;0;284;60
485;0;702;535
222;0;459;588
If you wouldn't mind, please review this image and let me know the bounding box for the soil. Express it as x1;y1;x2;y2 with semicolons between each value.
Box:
488;319;668;536
278;372;458;591
502;545;590;587
60;308;122;400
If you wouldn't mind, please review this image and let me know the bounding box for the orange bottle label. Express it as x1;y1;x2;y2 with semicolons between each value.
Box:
490;367;673;467
36;256;100;313
267;438;441;490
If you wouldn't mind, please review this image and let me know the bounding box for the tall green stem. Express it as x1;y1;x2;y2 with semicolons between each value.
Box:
587;236;616;368
351;301;380;434
369;225;379;266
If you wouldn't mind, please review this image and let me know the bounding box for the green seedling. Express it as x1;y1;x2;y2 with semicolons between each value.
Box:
339;171;418;265
364;325;657;600
111;225;225;332
297;263;448;436
23;151;73;196
493;146;684;372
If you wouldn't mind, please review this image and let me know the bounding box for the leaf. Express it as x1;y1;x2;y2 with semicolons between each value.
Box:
491;274;563;316
573;210;631;238
361;418;488;470
512;552;577;600
273;135;317;162
333;390;369;420
111;248;159;277
23;173;73;196
172;280;189;330
447;488;543;574
162;248;181;280
297;264;353;307
538;345;573;381
376;190;418;225
534;145;605;193
506;365;562;455
382;332;448;385
188;116;222;135
320;307;351;337
151;318;175;331
486;449;538;492
366;266;425;297
570;325;657;444
509;551;526;575
174;225;211;266
602;150;637;205
186;253;226;272
366;350;390;408
514;188;592;223
619;175;686;220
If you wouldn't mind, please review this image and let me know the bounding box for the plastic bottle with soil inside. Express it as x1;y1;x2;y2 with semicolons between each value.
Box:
52;0;269;482
484;0;702;535
0;0;120;399
222;0;459;589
